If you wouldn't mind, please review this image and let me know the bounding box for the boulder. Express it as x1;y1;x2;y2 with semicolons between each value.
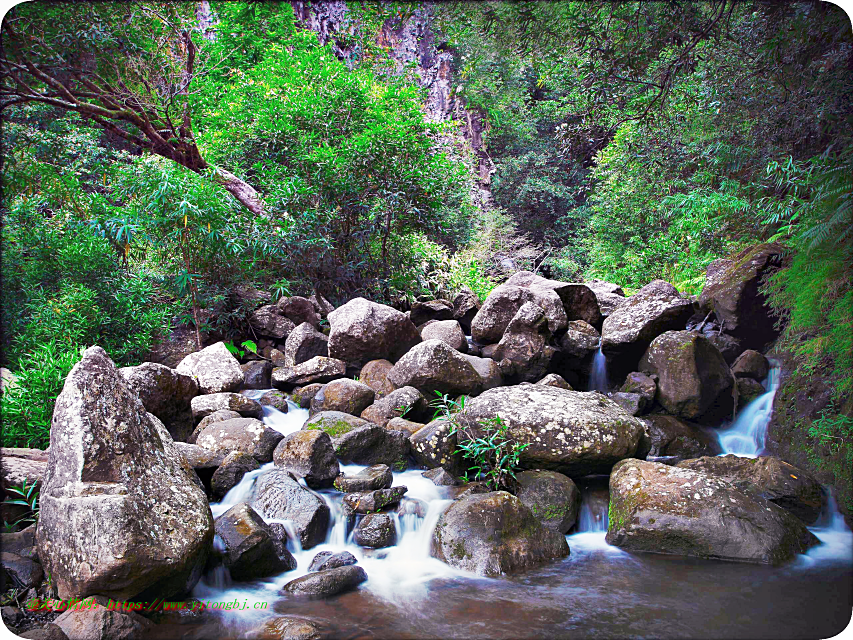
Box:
19;625;69;640
353;513;396;548
705;331;743;365
291;384;324;409
327;298;421;366
360;386;428;427
119;362;198;441
558;320;600;359
310;379;375;416
606;458;819;564
256;617;322;640
600;280;694;374
333;465;393;492
280;565;367;598
387;340;489;398
214;503;296;580
190;392;263;420
210;451;260;501
273;430;339;489
421;319;468;353
0;367;19;394
240;360;273;390
459;353;503;391
640;330;735;421
409;299;455;326
145;325;201;369
585;279;626;317
176;341;245;394
638;415;721;462
309;291;335;318
698;243;786;349
187;409;241;444
492;302;555;382
272;357;347;388
515;470;581;534
358;359;396;398
737;377;767;405
342;487;407;515
195;418;283;463
2;552;43;590
250;305;296;340
53;597;152;640
174;442;225;470
620;372;657;404
308;550;357;572
270;348;287;367
1;448;48;491
422;467;459;486
251;470;330;549
385;417;425;437
732;350;770;381
409;419;464;475
1;527;36;556
610;392;648;416
456;385;644;476
36;347;213;600
431;491;569;576
536;374;571;390
303;411;371;438
283;323;329;367
452;287;481;334
277;296;321;328
332;425;409;468
259;389;289;413
676;455;824;524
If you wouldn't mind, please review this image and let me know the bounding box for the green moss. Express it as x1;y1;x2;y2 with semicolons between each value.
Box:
307;418;356;437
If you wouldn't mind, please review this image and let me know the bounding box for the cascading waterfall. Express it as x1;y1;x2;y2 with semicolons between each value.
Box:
716;360;780;457
588;340;609;392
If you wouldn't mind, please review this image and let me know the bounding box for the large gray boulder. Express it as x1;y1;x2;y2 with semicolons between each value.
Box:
358;359;396;398
240;360;273;390
332;425;408;468
272;356;347;388
119;362;198;442
53;596;153;640
333;465;393;492
187;409;241;444
250;305;295;340
421;319;468;353
210;451;259;501
36;347;213;600
456;385;644;477
409;419;464;475
353;513;397;548
251;470;330;549
214;503;295;580
731;350;770;381
606;459;818;564
515;470;581;534
492;302;555;382
309;291;335;318
310;379;375;416
195;417;283;463
284;322;329;367
410;299;455;326
639;330;735;421
280;565;367;598
585;279;626;317
190;392;263;420
328;298;421;366
387;340;491;397
452;287;481;333
273;430;339;489
638;415;721;462
176;341;245;394
303;411;371;438
360;386;428;427
342;487;408;515
277;296;321;328
431;491;569;576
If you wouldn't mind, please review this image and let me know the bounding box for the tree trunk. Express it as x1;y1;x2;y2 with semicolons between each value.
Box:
211;167;265;216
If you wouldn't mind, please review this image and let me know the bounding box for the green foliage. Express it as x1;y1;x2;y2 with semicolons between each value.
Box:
2;481;40;532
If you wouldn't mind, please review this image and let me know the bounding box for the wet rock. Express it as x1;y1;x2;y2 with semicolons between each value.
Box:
601;280;695;374
53;596;152;640
273;430;339;489
280;565;367;598
385;417;425;437
284;323;329;367
431;491;569;576
210;451;259;500
456;385;644;477
36;347;213;600
536;373;572;390
342;487;407;515
423;467;459;486
196;417;283;463
397;497;429;518
676;455;824;524
1;552;43;589
272;357;347;388
606;458;818;564
698;243;786;349
640;330;735;422
250;305;296;340
585;279;626;318
353;513;397;548
308;551;357;572
409;418;464;475
620;372;657;404
240;360;273;390
639;415;721;461
360;386;428;427
277;296;321;328
214;503;296;580
420;319;468;353
515;470;581;534
251;470;330;549
310;291;335;318
259;389;290;413
410;299;455;326
452;287;481;334
737;377;766;405
188;409;241;444
328;298;421;366
387;340;491;397
176;341;245;394
191;392;263;420
610;392;648;416
333;464;393;492
358;359;396;398
492;303;556;382
333;425;409;468
256;616;322;640
119;362;198;441
732;350;770;381
291;384;324;409
310;379;375;416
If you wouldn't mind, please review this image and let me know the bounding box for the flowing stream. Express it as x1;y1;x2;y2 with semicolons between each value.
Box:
163;384;853;639
588;340;609;392
716;360;781;456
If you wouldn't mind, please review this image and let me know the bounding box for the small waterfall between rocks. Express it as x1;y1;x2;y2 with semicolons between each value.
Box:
589;340;609;392
716;360;781;457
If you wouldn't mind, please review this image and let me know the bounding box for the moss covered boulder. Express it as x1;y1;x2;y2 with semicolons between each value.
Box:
310;378;375;416
515;470;580;534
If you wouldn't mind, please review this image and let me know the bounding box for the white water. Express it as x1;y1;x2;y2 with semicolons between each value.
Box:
716;361;780;457
588;341;608;392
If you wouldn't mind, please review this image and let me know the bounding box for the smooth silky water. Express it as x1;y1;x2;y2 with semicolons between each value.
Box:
152;385;852;639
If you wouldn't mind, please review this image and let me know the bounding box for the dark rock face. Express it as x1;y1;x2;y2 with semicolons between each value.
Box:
452;287;481;334
387;340;491;397
328;298;421;366
291;384;324;409
251;470;330;549
2;552;43;589
676;455;824;524
240;360;273;390
358;359;396;398
332;425;408;467
354;513;397;548
310;291;335;318
470;285;537;344
698;243;786;350
492;302;555;382
310;379;375;416
191;393;263;420
195;418;283;463
422;467;459;486
259;390;290;413
342;487;408;515
308;551;357;572
210;451;260;500
145;325;200;369
280;565;367;598
36;346;213;600
250;304;296;340
334;465;393;492
620;372;657;404
431;491;570;576
640;330;735;422
704;331;743;365
732;350;770;381
273;430;340;489
421;319;468;353
410;299;455;326
515;470;580;534
214;503;296;580
176;341;245;394
284;322;329;367
119;362;198;441
361;385;427;427
277;296;321;328
606;459;819;564
456;385;643;477
272;357;347;388
409;419;464;475
638;415;722;462
737;377;766;405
